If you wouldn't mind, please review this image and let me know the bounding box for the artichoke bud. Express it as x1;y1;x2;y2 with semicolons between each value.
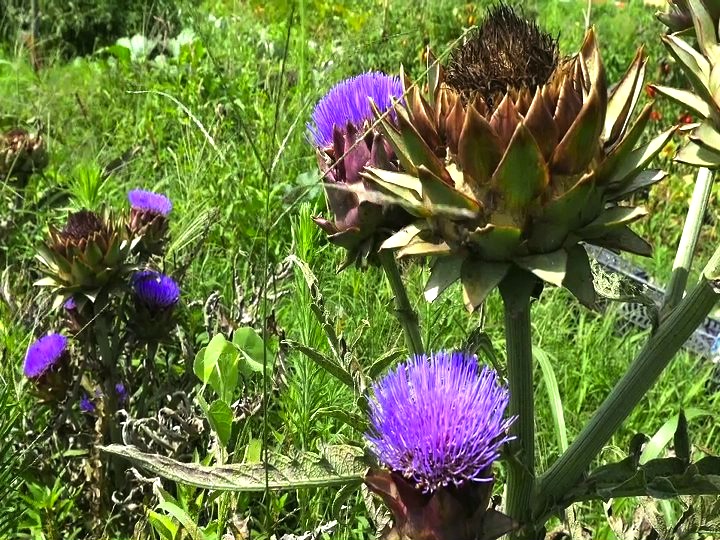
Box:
126;189;172;257
308;72;415;269
36;209;134;300
0;127;48;184
369;5;672;310
651;0;720;170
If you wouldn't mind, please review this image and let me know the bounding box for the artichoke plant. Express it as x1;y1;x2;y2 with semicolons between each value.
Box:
35;209;136;306
308;72;415;268
364;5;674;310
652;0;720;169
0;127;48;184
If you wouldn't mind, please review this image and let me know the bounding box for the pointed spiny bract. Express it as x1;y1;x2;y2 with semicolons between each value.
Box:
366;351;515;492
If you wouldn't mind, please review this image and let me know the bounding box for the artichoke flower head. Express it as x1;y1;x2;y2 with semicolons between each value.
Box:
309;72;415;269
366;4;675;310
35;209;137;308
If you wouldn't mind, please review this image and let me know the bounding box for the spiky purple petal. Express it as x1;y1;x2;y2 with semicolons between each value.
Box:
23;334;68;378
308;72;404;148
366;351;515;492
115;382;128;403
128;189;172;216
79;394;95;414
131;270;180;310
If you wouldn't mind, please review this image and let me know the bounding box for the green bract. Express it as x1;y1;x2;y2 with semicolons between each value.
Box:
653;0;720;169
35;209;137;305
366;28;674;311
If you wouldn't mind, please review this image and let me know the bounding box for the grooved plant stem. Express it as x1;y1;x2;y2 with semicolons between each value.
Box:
663;167;714;313
379;251;424;356
538;271;720;510
500;273;536;539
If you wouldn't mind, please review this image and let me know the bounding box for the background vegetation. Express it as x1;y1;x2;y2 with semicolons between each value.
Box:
1;0;718;538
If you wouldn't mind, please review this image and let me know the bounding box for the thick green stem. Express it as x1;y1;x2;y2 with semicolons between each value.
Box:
379;251;424;356
537;269;720;512
500;272;536;539
663;167;714;313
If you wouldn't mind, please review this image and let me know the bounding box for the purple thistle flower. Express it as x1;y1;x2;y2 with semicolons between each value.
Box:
128;189;172;216
23;334;68;379
308;71;404;148
366;351;515;493
131;270;180;310
79;394;95;414
115;382;128;404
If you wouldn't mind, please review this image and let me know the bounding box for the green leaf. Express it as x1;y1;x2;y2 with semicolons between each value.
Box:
651;85;712;119
460;259;509;311
417;165;480;216
368;348;404;379
285;340;355;389
604;48;646;144
534;347;568;452
516;250;568;287
207;400;233;448
577;206;648;238
147;510;179;539
424;256;463;302
640;409;710;464
552;85;605;175
562;245;596;308
675;140;720;168
604;126;676;187
156;500;206;540
661;34;713;105
607;169;666;201
690;121;720;153
101;444;368;491
194;334;230;385
232;327;268;375
674;409;691;463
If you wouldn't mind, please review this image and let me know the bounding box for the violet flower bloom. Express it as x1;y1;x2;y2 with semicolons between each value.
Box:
63;297;76;311
366;351;515;493
131;270;180;311
79;394;95;414
115;382;128;404
23;334;68;379
308;72;403;148
128;189;172;216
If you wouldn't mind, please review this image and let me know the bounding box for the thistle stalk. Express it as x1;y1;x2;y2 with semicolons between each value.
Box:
378;250;424;356
662;167;714;313
537;252;720;511
499;270;537;539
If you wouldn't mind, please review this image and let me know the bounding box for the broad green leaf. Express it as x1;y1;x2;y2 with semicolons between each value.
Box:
232;327;267;375
156;500;206;540
147;510;179;539
675;140;720;168
367;348;405;379
101;444;368;491
207;400;233;448
194;334;230;384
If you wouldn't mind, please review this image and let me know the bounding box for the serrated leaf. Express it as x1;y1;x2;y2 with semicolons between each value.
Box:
101;444;368;490
285;340;354;389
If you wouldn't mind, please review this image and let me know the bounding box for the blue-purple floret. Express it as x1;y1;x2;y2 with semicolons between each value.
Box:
366;351;515;492
128;189;172;216
79;394;95;414
23;333;68;378
64;297;76;310
132;270;180;310
115;382;128;403
308;71;404;148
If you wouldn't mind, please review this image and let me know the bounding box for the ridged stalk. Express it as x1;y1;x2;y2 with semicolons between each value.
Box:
538;265;720;509
500;271;537;539
379;251;424;356
663;167;714;313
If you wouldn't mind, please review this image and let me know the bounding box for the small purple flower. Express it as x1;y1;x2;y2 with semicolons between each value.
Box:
366;351;515;493
115;382;128;404
23;334;68;379
128;189;172;216
131;270;180;310
308;71;404;148
64;297;76;311
79;394;95;414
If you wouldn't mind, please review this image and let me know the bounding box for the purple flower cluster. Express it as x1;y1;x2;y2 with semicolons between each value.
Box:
366;351;515;492
128;189;172;216
23;334;68;379
131;270;180;310
308;71;404;148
